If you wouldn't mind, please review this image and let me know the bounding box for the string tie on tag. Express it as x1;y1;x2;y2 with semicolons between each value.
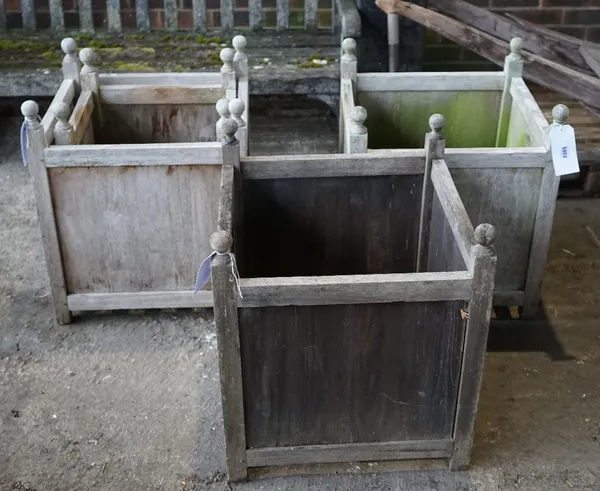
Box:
193;250;243;298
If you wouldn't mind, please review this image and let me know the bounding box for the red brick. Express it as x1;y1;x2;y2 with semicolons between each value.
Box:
465;0;490;6
5;0;21;12
36;11;50;27
182;0;192;9
149;0;162;9
121;9;136;27
62;0;77;11
491;7;563;24
92;0;105;10
93;10;107;27
178;9;193;28
206;0;219;10
491;0;539;6
587;26;600;40
6;12;23;28
543;0;600;5
552;26;585;38
206;9;220;28
35;0;49;10
564;8;600;24
150;9;164;28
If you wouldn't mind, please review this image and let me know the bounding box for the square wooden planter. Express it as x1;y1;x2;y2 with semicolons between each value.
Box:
340;37;567;318
21;36;249;324
211;146;498;480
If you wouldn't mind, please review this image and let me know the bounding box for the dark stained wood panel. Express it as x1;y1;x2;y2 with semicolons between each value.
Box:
427;192;467;273
239;300;465;448
239;175;422;278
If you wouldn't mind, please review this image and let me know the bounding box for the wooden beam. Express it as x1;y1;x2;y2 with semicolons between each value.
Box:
356;72;504;92
580;44;600;78
99;85;224;105
239;271;472;307
246;439;453;467
99;72;222;85
508;79;550;148
67;291;214;310
375;0;600;110
69;90;94;145
42;79;76;145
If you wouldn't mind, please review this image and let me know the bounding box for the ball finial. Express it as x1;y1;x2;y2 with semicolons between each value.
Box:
221;118;238;141
474;223;496;247
350;105;367;125
229;98;245;118
61;37;77;55
210;230;233;253
552;104;569;125
220;47;235;64
21;100;39;119
79;47;96;66
429;113;445;133
509;37;524;54
54;102;71;121
232;35;247;52
342;38;357;55
216;98;231;118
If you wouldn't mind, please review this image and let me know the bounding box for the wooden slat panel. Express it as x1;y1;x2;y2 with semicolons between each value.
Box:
357;72;504;92
42;79;76;145
493;290;524;307
193;0;206;32
49;0;65;30
240;272;472;307
221;0;234;30
44;142;222;167
136;0;150;31
107;0;122;32
99;72;222;85
99;85;224;105
509;78;550;148
239;300;465;447
247;440;454;467
427;192;467;274
305;0;318;30
69;90;94;145
164;0;177;30
249;0;261;30
276;0;289;30
68;291;213;310
78;0;94;32
21;0;36;29
49;165;221;293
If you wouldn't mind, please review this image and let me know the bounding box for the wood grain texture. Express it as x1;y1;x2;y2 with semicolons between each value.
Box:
509;79;550;148
49;164;221;294
218;164;235;234
100;104;219;144
247;440;453;467
239;175;422;279
78;0;94;32
99;85;224;105
42;79;76;145
69;90;94;145
136;0;150;31
356;72;504;92
99;73;222;85
67;291;213;310
238;300;465;447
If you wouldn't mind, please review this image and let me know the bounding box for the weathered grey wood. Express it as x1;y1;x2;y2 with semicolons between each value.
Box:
44;142;222;167
356;72;504;92
21;101;70;324
229;99;247;158
305;0;318;31
98;85;224;105
69;90;94;145
211;233;247;481
218;165;235;234
221;0;234;31
68;291;213;310
242;151;424;179
215;99;231;143
495;39;524;147
509;79;550;148
21;0;35;30
233;36;249;79
417;115;445;273
193;0;206;32
347;106;368;154
239;272;472;307
249;0;261;30
107;0;121;32
276;0;289;31
237;79;249;155
80;48;103;143
220;48;236;99
164;0;177;30
78;0;94;33
580;44;600;78
0;0;6;31
450;224;497;470
430;159;475;273
61;38;81;90
427;192;467;274
493;290;524;307
136;0;150;31
42;79;76;145
341;38;358;82
53;103;75;146
99;73;222;85
340;76;355;153
247;440;454;467
49;0;65;31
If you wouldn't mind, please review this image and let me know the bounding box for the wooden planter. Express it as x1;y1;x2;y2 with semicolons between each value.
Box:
211;142;498;480
21;36;249;324
340;37;568;318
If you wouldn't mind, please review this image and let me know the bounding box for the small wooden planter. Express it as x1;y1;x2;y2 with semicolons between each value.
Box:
21;36;249;324
340;37;568;318
211;132;498;480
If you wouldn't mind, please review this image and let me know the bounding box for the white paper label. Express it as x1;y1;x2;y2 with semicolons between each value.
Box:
549;124;579;177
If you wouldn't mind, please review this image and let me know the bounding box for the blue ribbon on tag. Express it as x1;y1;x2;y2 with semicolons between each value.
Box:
20;121;28;167
194;252;216;295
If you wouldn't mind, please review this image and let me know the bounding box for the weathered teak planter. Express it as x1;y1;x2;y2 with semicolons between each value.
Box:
210;127;498;480
340;37;569;318
21;36;249;324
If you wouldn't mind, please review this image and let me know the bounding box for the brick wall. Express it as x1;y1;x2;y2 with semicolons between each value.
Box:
424;0;600;70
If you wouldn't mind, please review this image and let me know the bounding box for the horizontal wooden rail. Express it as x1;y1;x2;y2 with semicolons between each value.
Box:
99;73;223;86
98;84;224;105
242;151;425;179
356;72;505;92
43;142;223;167
67;291;213;311
509;78;551;149
431;159;475;272
41;79;76;145
239;271;472;307
246;439;454;467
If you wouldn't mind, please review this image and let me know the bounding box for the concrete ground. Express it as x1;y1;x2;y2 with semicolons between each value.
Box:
1;104;599;491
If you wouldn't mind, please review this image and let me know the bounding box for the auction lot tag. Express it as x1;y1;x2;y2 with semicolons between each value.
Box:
549;123;579;177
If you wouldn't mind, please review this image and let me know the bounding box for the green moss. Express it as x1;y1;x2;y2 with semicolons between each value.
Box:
296;53;335;69
89;39;124;49
0;39;55;51
43;61;62;69
75;33;94;43
41;50;61;60
206;51;222;65
173;64;184;72
160;34;173;42
109;61;153;71
129;34;145;40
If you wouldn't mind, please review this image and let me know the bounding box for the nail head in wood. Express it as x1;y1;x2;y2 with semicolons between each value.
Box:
552;104;569;125
222;118;238;142
210;230;233;253
350;105;367;134
61;37;77;56
474;223;496;247
216;98;231;118
79;47;97;72
220;47;235;73
229;98;245;126
342;38;357;61
21;100;39;120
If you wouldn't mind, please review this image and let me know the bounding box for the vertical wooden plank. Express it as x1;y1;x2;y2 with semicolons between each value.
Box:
340;39;357;153
305;0;318;30
220;47;237;100
107;0;122;33
249;0;261;30
49;0;65;30
80;48;104;142
0;0;6;31
21;0;36;30
61;38;81;91
450;224;497;470
21;101;71;325
193;0;206;32
164;0;177;30
210;231;247;482
136;0;150;31
221;0;234;31
276;0;289;30
521;105;564;317
78;0;94;32
417;114;446;272
388;14;400;72
495;38;524;147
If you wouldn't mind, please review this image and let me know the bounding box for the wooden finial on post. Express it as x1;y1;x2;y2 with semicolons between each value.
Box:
216;98;231;142
221;118;238;144
347;105;368;154
61;37;81;89
416;113;447;272
341;37;357;81
211;230;233;254
229;98;247;156
451;222;497;470
495;37;524;147
232;35;248;78
53;102;74;145
221;117;240;171
80;47;103;140
552;103;569;125
220;47;236;99
21;100;71;325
